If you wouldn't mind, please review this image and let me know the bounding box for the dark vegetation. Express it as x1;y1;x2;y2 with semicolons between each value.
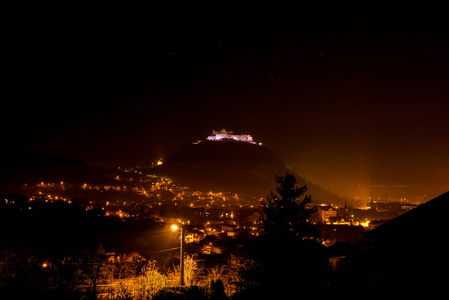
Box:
233;173;330;299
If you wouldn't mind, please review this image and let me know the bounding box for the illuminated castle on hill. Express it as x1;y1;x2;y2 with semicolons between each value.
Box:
206;129;257;144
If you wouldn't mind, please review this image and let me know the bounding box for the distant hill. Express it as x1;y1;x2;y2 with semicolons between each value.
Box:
157;140;346;204
0;151;110;192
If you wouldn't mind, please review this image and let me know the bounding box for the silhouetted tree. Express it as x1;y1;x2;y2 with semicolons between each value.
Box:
80;244;107;299
210;279;228;300
235;173;330;299
260;173;320;240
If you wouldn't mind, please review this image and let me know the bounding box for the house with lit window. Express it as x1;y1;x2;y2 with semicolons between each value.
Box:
183;225;206;243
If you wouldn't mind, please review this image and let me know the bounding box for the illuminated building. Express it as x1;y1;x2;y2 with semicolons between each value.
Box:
316;205;337;223
206;129;256;144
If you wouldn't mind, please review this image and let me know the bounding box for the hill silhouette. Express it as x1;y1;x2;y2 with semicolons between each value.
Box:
158;140;346;203
0;151;110;192
365;190;448;241
336;191;449;295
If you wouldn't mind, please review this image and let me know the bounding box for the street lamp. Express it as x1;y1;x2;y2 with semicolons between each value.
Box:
171;224;185;286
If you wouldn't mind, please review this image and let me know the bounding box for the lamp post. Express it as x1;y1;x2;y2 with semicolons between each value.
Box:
171;224;185;286
180;226;185;286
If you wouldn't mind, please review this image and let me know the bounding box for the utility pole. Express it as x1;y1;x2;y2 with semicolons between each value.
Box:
170;224;185;286
180;227;185;286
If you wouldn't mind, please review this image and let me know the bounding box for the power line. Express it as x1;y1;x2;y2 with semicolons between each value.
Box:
139;247;180;255
108;229;176;241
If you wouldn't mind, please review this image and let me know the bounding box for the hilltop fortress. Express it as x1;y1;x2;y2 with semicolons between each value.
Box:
206;129;256;144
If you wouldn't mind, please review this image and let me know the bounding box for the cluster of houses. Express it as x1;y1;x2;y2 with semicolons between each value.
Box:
105;201;409;263
311;204;365;246
164;211;260;256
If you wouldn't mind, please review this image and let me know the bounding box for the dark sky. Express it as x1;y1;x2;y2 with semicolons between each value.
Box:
4;7;449;199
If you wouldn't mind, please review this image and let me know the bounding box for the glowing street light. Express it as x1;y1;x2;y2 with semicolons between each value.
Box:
171;224;185;286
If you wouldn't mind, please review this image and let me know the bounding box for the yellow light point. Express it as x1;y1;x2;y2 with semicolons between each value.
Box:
171;224;179;231
360;220;370;228
42;263;47;268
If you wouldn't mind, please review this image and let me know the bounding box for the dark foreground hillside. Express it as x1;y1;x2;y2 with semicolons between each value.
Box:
333;191;449;296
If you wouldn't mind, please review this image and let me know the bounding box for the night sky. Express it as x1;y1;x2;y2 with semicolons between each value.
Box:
4;7;449;200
